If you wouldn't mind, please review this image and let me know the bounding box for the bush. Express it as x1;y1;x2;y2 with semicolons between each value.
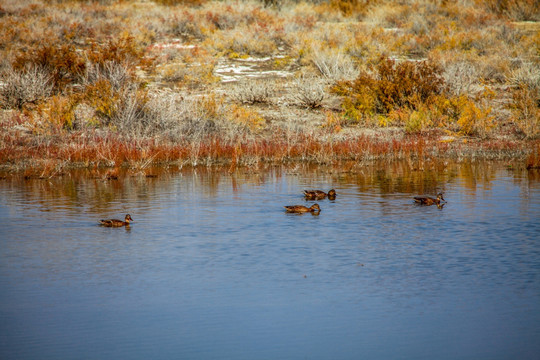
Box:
81;78;119;123
433;93;495;137
323;0;381;16
507;62;540;138
227;104;265;134
405;106;432;133
110;87;152;136
0;65;52;109
510;86;540;138
229;79;277;105
38;94;78;131
86;35;147;70
153;0;207;6
456;98;494;137
332;58;445;118
12;36;145;94
83;61;132;91
442;61;482;96
13;43;86;92
479;0;540;21
290;75;327;109
312;49;359;81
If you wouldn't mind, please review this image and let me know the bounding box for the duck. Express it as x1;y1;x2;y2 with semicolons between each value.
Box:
414;193;445;206
284;203;321;213
99;214;134;227
303;189;337;200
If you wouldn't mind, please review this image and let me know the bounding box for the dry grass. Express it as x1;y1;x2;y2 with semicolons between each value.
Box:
229;79;278;105
0;0;538;172
0;65;53;109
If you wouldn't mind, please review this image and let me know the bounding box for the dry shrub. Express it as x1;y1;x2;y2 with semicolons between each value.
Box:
168;94;228;141
321;110;343;133
332;58;445;118
84;61;132;91
0;65;53;109
510;87;540;138
311;48;359;81
442;61;483;96
526;143;540;169
109;87;155;137
169;12;206;40
211;27;278;57
507;62;540;138
158;63;189;83
290;75;327;109
330;56;497;136
229;79;277;105
12;35;145;94
479;0;540;21
13;42;86;92
322;0;381;17
87;35;149;70
365;1;410;28
152;0;208;6
507;62;540;91
78;61;137;127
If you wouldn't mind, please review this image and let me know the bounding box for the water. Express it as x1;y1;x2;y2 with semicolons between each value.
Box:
1;162;539;360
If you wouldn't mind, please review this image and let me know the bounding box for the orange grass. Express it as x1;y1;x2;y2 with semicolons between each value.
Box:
1;121;533;172
526;142;540;169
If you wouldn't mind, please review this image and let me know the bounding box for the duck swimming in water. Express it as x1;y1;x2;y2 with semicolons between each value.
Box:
99;214;134;227
414;193;445;206
284;204;321;213
303;189;337;200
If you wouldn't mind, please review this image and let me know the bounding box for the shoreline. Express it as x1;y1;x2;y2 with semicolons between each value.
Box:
1;127;538;176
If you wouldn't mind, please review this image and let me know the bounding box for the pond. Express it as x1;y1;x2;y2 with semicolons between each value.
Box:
1;162;539;360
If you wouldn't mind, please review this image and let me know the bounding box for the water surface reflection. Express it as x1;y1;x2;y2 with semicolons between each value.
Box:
1;162;539;360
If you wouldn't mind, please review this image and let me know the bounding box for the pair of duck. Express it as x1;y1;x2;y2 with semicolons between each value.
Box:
284;189;336;213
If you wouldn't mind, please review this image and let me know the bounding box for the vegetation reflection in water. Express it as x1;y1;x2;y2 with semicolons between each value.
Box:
0;160;539;360
2;160;538;212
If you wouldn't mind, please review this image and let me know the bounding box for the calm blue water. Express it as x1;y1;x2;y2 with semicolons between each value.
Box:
0;163;539;360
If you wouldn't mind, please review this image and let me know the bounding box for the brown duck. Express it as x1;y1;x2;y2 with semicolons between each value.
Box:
99;214;134;227
303;189;337;200
284;204;321;213
414;193;445;206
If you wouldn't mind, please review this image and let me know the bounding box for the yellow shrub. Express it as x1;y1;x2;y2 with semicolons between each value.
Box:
510;86;540;138
81;79;118;122
321;111;343;133
39;95;77;130
228;105;265;132
405;107;432;133
387;109;408;127
198;94;224;120
457;100;494;137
